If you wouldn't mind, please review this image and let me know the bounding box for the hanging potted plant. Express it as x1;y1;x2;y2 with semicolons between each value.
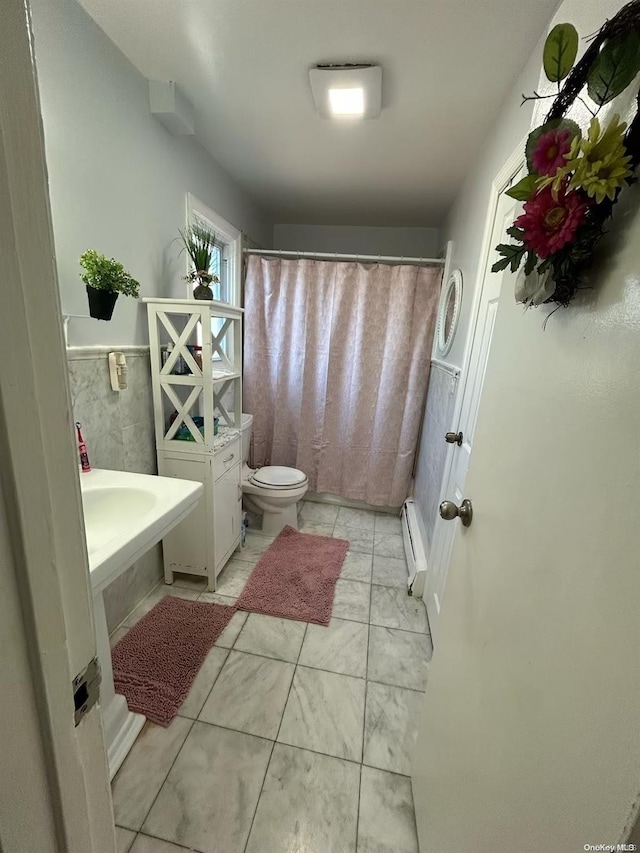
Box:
178;222;220;300
79;249;140;321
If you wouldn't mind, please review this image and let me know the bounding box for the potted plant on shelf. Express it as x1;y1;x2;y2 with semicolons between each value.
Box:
178;222;220;300
79;249;140;321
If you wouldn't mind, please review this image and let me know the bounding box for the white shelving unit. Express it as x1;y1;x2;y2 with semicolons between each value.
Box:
144;297;243;590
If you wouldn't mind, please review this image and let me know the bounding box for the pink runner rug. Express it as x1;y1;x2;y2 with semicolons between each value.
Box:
236;525;349;625
112;596;235;726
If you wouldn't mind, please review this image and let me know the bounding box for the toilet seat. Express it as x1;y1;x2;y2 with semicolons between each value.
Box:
249;465;307;490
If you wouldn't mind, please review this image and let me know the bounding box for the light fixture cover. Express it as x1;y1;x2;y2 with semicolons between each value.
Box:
309;65;382;119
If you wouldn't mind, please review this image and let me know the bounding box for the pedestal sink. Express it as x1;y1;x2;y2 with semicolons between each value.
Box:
80;468;203;778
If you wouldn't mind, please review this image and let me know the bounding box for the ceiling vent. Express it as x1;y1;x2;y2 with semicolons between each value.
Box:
309;64;382;119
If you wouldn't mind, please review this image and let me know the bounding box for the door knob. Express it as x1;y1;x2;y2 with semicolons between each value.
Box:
445;431;463;446
439;499;473;527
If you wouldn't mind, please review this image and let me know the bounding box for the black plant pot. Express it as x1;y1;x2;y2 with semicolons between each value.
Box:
86;285;119;321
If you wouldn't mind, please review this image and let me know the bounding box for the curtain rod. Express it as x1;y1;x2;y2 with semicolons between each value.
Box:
243;248;445;266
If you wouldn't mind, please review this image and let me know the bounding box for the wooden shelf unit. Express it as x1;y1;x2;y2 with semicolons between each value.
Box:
144;297;244;590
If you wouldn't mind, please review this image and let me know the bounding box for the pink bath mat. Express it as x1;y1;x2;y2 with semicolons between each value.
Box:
236;525;349;625
112;596;236;726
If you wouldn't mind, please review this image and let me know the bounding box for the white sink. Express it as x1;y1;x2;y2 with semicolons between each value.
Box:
81;468;203;593
79;467;203;778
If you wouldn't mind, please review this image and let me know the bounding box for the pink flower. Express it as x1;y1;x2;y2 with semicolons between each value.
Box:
515;183;590;259
532;128;573;176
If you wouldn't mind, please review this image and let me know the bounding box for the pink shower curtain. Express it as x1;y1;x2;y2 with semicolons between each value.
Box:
243;256;442;507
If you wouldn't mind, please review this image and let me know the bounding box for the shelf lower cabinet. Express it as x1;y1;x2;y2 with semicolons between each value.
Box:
157;440;242;591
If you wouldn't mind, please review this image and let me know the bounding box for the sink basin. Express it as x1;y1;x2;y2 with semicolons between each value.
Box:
80;468;203;592
83;487;156;554
80;467;203;779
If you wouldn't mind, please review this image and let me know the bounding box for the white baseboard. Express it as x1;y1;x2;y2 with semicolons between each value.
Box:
401;498;428;598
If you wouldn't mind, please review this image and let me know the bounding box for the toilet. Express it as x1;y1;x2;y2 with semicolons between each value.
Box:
240;413;308;536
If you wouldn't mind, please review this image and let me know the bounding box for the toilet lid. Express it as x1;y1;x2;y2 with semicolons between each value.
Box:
250;466;307;489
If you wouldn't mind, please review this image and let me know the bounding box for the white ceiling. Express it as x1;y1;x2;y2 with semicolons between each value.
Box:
77;0;558;227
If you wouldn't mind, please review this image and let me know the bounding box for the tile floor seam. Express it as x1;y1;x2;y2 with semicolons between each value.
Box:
176;645;230;722
242;620;310;853
277;661;367;756
355;576;375;851
361;757;411;778
132;830;200;853
264;737;370;770
178;716;277;746
368;620;431;637
212;655;427;694
205;645;305;669
367;620;431;637
129;716;195;837
365;676;426;694
369;583;431;635
241;741;276;853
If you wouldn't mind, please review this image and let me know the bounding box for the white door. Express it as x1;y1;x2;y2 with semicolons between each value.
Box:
426;181;520;639
412;193;640;848
0;2;114;850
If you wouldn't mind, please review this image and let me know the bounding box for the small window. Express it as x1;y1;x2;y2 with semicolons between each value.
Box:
186;195;241;360
191;213;228;303
186;194;241;307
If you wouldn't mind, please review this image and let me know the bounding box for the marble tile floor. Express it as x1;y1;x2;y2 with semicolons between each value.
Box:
110;503;432;853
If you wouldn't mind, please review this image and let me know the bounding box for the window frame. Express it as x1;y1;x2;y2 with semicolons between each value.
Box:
185;193;242;307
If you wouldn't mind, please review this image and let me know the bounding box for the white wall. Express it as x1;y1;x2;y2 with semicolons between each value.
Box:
27;0;271;625
442;29;551;368
31;0;272;347
273;223;440;258
411;17;553;553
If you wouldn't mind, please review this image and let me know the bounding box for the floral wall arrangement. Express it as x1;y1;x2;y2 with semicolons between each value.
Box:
493;0;640;309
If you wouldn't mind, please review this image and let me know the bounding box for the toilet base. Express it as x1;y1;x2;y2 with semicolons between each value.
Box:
243;494;300;537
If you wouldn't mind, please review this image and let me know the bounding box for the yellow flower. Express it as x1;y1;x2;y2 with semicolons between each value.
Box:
539;114;633;204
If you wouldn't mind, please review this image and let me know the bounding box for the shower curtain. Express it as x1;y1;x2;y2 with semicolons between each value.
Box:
243;256;442;507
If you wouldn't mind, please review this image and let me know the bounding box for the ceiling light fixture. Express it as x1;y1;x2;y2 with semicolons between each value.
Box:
328;87;365;116
309;64;382;119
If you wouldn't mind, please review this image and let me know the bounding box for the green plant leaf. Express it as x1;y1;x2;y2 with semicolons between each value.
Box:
492;243;526;274
79;249;140;298
179;221;218;273
587;31;640;106
505;175;539;202
491;256;512;273
543;23;579;83
524;251;538;276
525;119;581;172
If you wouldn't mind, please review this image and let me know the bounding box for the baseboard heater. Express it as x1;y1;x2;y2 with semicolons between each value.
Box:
401;499;428;598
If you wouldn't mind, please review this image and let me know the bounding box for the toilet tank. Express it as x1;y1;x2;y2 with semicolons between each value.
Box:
240;413;253;464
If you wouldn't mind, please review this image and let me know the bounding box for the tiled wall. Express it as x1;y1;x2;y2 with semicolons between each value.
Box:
413;362;459;558
67;348;161;631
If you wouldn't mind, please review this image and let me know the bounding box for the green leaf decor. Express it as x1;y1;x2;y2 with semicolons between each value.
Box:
587;31;640;106
505;174;539;202
543;23;579;83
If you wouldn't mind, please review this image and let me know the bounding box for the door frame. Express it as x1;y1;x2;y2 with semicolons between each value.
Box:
427;141;526;633
0;1;114;850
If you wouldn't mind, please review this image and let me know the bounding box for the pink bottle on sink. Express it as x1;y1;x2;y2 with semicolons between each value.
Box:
75;421;91;472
